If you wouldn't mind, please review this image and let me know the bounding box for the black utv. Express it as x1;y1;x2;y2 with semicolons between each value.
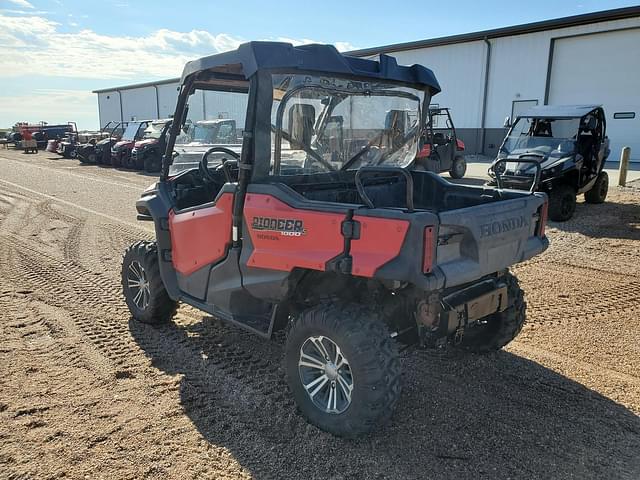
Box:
78;122;127;164
489;105;610;221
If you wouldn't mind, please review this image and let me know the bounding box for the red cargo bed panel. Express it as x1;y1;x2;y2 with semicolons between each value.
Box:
244;194;345;272
350;215;409;277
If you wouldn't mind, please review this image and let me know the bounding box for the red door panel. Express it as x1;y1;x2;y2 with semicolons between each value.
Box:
169;193;234;276
350;215;409;277
244;194;345;272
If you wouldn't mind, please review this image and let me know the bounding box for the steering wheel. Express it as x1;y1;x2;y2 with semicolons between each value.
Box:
199;147;240;183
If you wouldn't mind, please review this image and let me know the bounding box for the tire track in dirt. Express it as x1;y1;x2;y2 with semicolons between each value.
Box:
35;200;86;263
0;188;306;443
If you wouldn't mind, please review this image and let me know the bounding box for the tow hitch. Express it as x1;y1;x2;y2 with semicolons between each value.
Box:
417;278;509;347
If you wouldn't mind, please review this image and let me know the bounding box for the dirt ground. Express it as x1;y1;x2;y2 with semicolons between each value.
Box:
0;149;638;480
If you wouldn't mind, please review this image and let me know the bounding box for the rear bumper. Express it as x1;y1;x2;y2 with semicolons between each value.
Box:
441;277;508;331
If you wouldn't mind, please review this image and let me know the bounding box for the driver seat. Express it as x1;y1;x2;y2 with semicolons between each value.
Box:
383;110;409;149
288;104;315;150
578;116;597;166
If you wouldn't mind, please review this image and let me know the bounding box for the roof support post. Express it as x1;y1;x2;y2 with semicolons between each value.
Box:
480;37;492;155
116;89;123;123
153;85;160;119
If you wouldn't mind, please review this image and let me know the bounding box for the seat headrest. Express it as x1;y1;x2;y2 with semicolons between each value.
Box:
288;103;315;149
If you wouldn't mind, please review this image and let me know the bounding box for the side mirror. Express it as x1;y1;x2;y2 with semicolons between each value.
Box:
503;116;511;128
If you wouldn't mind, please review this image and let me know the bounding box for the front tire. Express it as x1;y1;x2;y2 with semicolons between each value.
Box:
285;302;401;438
459;272;526;353
144;153;161;173
548;184;576;221
121;241;177;324
449;155;467;179
584;171;608;204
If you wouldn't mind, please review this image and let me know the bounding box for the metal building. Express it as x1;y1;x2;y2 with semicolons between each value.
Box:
93;79;247;130
94;6;640;161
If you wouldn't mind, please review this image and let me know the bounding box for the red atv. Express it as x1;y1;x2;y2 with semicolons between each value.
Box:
122;42;549;437
415;107;467;178
111;121;148;168
130;119;172;172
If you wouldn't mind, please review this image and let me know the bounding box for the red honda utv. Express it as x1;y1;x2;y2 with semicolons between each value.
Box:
122;42;549;437
414;107;467;178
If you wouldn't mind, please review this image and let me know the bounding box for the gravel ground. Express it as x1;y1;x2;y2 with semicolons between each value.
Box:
0;149;639;479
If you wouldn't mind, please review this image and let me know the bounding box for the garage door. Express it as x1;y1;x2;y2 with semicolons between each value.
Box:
548;28;640;162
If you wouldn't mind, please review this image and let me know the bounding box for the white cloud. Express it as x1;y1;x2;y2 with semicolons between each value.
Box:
0;13;356;81
0;12;357;128
0;89;96;128
6;0;34;8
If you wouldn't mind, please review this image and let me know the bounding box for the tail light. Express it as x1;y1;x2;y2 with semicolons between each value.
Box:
456;139;465;151
417;144;432;159
423;226;435;273
538;198;549;237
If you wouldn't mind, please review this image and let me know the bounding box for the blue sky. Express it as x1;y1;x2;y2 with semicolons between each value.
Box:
1;0;637;129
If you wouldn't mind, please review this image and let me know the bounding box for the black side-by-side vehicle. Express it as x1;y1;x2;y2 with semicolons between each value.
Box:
489;104;610;221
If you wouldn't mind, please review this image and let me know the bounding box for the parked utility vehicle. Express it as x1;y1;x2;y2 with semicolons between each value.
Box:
414;107;466;178
130;119;172;172
489;105;609;221
78;122;126;164
111;121;148;168
121;42;549;437
168;119;241;174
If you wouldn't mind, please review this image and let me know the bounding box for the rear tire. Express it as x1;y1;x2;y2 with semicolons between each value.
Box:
584;171;608;204
121;241;177;325
548;184;576;221
449;155;466;179
459;272;525;353
285;302;401;438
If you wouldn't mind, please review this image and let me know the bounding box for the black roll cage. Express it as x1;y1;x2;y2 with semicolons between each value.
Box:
499;106;607;155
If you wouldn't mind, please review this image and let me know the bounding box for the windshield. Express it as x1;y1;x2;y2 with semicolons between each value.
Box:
271;74;424;175
177;121;238;145
502;117;579;156
121;122;142;141
169;88;247;176
110;124;125;139
143;122;166;140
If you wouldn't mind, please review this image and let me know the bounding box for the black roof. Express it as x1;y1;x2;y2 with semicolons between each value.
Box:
180;41;441;94
519;104;602;118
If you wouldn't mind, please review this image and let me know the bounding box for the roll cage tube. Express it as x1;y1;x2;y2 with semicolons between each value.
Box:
272;83;424;174
161;77;195;181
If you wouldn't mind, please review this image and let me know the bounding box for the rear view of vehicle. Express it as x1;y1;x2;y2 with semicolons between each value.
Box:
120;42;549;438
489;105;609;221
414;107;466;178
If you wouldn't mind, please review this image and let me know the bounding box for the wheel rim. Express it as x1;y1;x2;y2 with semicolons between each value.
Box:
455;159;465;176
127;261;150;310
298;335;353;414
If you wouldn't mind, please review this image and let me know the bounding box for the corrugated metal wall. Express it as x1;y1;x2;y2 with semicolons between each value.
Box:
96;15;640;159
